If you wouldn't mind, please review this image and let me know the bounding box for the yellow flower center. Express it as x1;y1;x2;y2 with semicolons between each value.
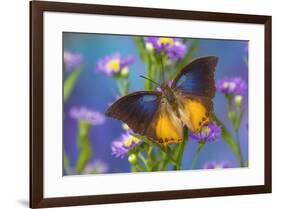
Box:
157;38;174;47
107;59;120;72
124;135;140;147
201;126;210;136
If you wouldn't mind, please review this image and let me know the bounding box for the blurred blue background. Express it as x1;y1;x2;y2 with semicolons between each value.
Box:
63;32;248;174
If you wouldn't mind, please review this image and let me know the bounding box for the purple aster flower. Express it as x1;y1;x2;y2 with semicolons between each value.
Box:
96;53;134;76
216;77;247;95
203;161;231;169
190;122;221;142
83;160;109;174
144;37;188;61
166;42;187;61
111;131;142;158
64;51;83;71
70;107;105;125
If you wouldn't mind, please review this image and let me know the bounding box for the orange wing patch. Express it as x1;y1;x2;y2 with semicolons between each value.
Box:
179;99;209;132
154;103;183;148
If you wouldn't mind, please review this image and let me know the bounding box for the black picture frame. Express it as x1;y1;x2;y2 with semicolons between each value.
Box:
30;1;272;208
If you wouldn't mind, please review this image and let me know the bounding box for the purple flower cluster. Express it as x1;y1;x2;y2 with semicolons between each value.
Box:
216;77;247;95
64;51;83;72
203;161;231;169
111;131;142;158
70;107;105;125
96;53;134;76
190;122;221;143
145;37;188;61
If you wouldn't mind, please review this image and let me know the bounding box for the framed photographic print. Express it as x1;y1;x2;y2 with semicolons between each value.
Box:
30;1;272;208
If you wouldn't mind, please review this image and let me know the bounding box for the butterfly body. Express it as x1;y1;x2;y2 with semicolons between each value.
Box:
160;86;180;114
106;56;218;148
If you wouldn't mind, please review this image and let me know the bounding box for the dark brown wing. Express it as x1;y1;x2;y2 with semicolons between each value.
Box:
172;56;218;98
106;91;161;139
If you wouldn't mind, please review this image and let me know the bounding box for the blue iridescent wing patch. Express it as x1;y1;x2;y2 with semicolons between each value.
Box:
106;91;161;139
172;56;218;98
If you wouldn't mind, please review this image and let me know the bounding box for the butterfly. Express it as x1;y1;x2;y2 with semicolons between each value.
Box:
106;56;218;148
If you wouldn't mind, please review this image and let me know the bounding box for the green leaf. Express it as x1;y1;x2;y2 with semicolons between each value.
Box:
64;66;82;101
173;128;188;170
76;121;93;174
133;37;147;61
76;144;91;174
212;114;241;162
190;142;205;169
63;151;72;175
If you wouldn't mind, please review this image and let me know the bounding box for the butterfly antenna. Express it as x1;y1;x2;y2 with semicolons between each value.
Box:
140;75;161;86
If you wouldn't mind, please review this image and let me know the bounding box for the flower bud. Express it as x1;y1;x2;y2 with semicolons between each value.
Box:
228;111;236;122
128;154;138;165
122;123;130;131
234;95;243;107
120;67;129;77
145;42;154;52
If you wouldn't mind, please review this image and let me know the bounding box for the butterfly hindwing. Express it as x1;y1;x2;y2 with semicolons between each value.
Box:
172;56;218;98
153;99;183;147
176;92;212;132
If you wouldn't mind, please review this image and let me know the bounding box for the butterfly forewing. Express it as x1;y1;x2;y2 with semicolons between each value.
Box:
106;91;160;134
172;56;218;98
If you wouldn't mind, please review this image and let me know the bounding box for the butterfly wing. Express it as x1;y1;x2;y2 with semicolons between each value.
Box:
175;93;213;132
172;56;218;132
106;91;183;147
172;56;218;97
153;98;183;147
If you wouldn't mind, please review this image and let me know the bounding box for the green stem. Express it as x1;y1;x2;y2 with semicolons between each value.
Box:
191;143;205;169
164;147;178;166
131;164;146;172
115;78;125;96
64;65;83;101
174;128;188;170
76;121;93;174
235;130;244;167
124;79;130;95
213;114;242;165
225;94;244;167
146;145;155;170
159;155;170;170
63;151;72;175
138;152;149;170
146;61;153;90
